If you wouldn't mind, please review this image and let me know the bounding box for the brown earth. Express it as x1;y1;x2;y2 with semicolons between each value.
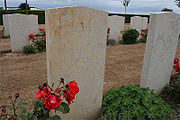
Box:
0;38;147;113
0;25;180;118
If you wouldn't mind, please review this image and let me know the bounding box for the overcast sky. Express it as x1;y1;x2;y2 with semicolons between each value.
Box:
0;0;180;14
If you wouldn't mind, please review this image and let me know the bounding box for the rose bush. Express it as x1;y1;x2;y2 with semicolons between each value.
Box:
140;29;148;43
0;78;79;120
107;27;110;41
106;27;116;46
173;58;179;72
28;28;46;53
0;93;28;120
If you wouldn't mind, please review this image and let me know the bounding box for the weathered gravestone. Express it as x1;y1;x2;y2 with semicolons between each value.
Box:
130;16;142;33
141;17;148;30
140;12;180;93
108;15;125;42
46;6;108;119
8;14;38;52
3;14;10;37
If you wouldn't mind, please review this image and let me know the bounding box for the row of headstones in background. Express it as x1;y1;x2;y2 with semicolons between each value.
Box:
46;6;180;119
130;16;148;33
3;14;38;52
3;14;10;37
108;15;148;42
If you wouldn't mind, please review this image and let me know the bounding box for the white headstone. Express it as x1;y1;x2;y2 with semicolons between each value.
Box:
140;12;180;93
130;16;143;33
3;14;10;37
108;15;125;42
8;14;38;52
46;6;108;119
141;17;148;30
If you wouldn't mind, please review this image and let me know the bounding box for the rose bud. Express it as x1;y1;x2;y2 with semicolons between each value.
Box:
38;86;44;90
60;78;64;83
2;108;6;113
15;93;19;99
43;82;48;87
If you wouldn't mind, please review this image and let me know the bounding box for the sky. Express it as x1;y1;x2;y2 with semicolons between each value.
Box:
0;0;180;14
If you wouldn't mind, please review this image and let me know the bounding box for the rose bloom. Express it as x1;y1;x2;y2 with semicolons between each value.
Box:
29;34;34;38
39;28;44;32
174;58;179;64
43;94;62;110
108;27;110;31
141;33;145;37
64;80;79;105
173;64;179;72
35;87;51;99
64;91;75;105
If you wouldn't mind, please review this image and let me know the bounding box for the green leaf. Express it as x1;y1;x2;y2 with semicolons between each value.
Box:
28;113;38;120
0;113;8;118
28;112;33;118
21;115;28;120
55;102;70;114
34;98;44;111
51;83;54;88
46;115;61;120
20;107;26;113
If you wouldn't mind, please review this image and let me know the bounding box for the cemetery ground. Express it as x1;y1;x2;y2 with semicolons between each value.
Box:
0;27;180;119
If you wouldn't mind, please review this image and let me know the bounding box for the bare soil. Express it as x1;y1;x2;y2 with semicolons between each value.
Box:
0;26;180;119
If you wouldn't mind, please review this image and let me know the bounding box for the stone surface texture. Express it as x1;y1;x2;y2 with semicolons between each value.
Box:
108;15;125;42
141;17;148;30
3;14;10;37
46;6;108;119
130;16;143;33
140;12;180;93
8;14;38;52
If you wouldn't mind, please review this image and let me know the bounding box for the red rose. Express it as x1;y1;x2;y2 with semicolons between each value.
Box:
108;27;110;31
2;109;6;113
54;90;61;94
39;28;44;32
29;34;34;38
43;94;62;110
35;87;51;99
64;91;75;105
174;58;179;64
141;33;145;36
11;117;17;120
67;81;79;95
173;64;179;72
144;30;147;33
64;80;79;105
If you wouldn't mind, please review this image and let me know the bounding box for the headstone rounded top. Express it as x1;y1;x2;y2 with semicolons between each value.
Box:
133;16;142;18
150;12;178;15
46;6;108;13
